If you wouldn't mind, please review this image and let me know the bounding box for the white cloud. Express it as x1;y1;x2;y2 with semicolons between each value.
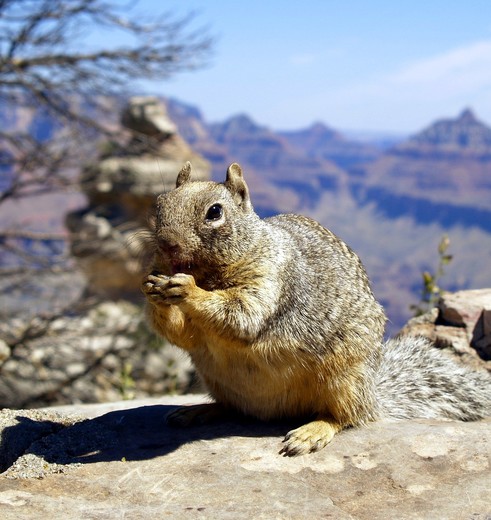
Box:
314;40;491;131
389;40;491;94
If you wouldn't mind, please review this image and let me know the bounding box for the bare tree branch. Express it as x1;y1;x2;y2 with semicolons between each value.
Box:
0;0;213;271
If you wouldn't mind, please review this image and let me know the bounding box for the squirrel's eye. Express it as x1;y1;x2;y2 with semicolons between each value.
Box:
205;203;223;221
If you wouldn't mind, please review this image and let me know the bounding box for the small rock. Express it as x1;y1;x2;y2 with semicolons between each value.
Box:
440;289;491;337
398;288;491;370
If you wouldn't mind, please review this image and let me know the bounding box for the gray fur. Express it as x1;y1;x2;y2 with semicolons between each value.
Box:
377;335;491;420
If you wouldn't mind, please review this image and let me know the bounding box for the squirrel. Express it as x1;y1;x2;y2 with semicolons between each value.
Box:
142;161;491;456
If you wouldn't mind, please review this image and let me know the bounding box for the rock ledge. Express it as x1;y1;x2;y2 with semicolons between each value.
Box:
1;395;490;519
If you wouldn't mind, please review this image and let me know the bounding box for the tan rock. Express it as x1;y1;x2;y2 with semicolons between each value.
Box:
440;288;491;340
121;96;177;137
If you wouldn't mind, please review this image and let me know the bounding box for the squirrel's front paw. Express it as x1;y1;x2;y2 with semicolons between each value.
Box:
279;419;340;456
142;272;170;304
142;272;196;305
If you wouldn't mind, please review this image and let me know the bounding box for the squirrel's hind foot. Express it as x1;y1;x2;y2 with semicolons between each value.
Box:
166;402;227;428
280;418;342;456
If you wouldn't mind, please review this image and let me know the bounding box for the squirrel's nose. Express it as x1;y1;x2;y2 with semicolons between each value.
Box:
156;237;180;258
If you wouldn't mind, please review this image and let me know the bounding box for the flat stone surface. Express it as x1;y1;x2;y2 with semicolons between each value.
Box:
1;395;490;519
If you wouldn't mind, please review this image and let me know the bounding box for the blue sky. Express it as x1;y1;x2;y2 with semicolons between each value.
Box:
109;1;491;133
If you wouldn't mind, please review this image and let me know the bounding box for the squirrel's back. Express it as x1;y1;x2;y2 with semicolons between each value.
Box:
263;213;386;359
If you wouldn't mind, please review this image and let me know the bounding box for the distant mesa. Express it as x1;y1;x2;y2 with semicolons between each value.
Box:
280;121;343;148
279;120;381;171
395;108;491;156
359;106;491;226
209;113;271;144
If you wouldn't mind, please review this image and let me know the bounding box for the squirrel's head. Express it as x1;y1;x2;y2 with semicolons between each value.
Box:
153;162;259;277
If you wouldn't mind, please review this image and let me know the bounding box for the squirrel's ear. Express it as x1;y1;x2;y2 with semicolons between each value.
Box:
225;163;251;211
176;161;192;187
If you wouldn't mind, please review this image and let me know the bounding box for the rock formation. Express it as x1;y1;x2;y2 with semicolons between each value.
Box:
66;96;210;300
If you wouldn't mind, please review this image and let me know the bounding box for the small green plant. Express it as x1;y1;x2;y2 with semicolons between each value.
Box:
410;235;453;317
119;362;136;400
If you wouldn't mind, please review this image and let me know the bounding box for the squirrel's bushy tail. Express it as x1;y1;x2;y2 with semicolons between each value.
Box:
376;336;491;421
